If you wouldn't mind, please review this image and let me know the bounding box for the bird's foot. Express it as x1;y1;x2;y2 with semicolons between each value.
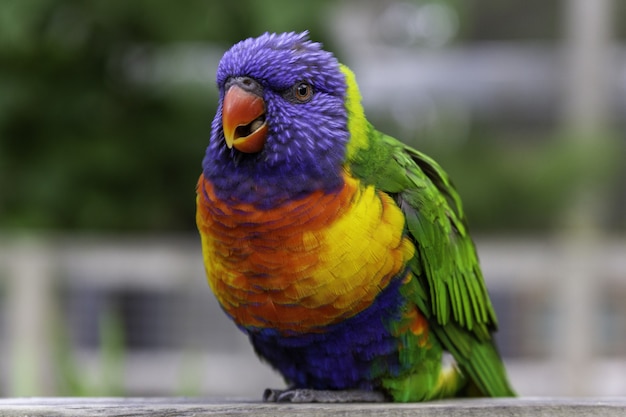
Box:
263;388;387;403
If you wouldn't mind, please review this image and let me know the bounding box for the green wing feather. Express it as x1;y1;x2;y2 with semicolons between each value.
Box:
348;123;515;397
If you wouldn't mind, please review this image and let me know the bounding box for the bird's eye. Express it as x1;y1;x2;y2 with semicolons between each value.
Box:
293;82;313;103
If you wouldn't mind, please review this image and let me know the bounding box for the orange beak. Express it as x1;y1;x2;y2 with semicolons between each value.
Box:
222;85;268;153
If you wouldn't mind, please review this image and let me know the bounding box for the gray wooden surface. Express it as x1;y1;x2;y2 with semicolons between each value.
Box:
0;397;625;416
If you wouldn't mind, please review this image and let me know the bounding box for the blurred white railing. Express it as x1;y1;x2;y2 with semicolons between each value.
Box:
1;234;625;397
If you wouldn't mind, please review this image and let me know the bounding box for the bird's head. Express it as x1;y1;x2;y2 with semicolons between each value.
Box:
203;32;363;206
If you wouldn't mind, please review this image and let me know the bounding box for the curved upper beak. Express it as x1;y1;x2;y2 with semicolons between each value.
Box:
222;84;268;153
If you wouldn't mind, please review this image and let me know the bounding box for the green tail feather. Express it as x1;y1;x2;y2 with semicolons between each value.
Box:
432;323;516;397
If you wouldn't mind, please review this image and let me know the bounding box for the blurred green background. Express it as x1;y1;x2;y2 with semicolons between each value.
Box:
1;0;626;399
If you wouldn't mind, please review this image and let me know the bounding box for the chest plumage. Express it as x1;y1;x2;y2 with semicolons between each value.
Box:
196;172;415;334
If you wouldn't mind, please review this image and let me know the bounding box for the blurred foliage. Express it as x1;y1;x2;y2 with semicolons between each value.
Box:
98;307;126;396
53;302;126;396
0;0;334;231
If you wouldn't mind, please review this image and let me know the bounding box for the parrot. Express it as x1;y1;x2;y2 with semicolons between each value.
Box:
196;31;515;402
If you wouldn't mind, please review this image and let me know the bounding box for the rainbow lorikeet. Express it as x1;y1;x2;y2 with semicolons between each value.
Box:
196;32;515;402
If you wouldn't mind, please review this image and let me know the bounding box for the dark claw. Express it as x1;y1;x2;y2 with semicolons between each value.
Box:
263;388;281;402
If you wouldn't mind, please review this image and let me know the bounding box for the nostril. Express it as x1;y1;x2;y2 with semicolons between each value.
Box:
236;77;263;95
224;76;264;96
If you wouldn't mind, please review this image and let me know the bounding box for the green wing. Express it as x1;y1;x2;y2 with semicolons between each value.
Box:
348;123;515;397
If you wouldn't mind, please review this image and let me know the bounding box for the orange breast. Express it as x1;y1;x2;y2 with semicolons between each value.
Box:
196;172;415;333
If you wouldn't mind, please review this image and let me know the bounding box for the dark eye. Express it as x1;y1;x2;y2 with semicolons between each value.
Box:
293;82;313;103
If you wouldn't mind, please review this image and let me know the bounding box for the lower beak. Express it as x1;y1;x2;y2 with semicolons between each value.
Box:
222;85;268;153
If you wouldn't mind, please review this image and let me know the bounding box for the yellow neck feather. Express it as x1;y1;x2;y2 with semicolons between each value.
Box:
340;64;369;161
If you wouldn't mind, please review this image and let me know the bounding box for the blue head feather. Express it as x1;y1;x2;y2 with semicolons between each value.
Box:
202;32;349;207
